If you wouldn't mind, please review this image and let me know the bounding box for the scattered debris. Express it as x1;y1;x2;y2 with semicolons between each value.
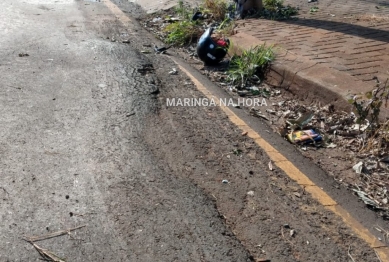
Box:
23;225;86;242
23;225;86;262
169;68;178;75
353;189;377;207
286;111;314;130
28;242;65;262
352;162;364;174
222;179;229;184
154;44;172;54
287;130;322;144
290;229;295;237
250;108;270;121
348;246;356;262
247;191;254;196
325;143;337;148
18;53;29;57
293;192;301;198
268;161;273;171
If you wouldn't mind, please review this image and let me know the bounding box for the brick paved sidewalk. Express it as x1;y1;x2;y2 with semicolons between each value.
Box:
231;0;389;111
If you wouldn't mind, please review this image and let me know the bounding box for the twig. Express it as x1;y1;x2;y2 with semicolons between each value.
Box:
31;242;65;262
348;245;356;262
23;224;86;242
375;249;382;262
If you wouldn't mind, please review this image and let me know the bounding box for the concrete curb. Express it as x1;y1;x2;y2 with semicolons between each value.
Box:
229;31;379;113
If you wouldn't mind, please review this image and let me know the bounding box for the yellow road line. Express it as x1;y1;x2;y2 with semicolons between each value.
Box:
102;0;389;260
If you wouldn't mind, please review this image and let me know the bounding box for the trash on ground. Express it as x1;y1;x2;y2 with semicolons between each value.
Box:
353;189;378;207
19;53;29;57
222;179;229;184
169;68;178;75
286;111;314;130
268;161;273;171
287;129;322;144
352;162;364;174
154;44;172;54
250;108;270;120
325;143;337;148
247;191;254;196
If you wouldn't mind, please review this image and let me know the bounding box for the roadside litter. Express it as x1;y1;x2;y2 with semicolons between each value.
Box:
287;129;322;144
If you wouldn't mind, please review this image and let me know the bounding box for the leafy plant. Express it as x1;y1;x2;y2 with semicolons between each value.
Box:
164;20;202;46
218;17;236;36
227;44;275;87
257;0;298;20
309;6;319;13
264;0;284;11
349;79;389;127
175;0;192;20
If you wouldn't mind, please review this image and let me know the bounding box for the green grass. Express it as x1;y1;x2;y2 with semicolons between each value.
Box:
174;0;192;20
227;44;275;87
164;20;201;46
257;0;298;20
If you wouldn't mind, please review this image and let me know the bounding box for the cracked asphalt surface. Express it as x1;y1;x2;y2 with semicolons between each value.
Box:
0;0;384;261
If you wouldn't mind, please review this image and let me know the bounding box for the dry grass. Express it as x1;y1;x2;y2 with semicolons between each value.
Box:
360;120;389;155
218;20;236;37
203;0;228;21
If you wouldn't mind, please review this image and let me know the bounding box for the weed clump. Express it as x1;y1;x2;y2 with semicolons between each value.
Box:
259;0;298;19
227;44;275;88
164;21;202;46
203;0;228;21
349;79;389;155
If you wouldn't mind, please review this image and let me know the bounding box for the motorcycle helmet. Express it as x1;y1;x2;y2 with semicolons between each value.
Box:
197;27;229;65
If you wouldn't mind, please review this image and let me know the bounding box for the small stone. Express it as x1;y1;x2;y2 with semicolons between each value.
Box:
247;191;254;196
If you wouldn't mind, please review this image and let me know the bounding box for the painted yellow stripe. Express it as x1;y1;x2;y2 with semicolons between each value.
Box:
102;0;389;260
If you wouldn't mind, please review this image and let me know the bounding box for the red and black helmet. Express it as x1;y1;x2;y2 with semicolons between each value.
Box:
197;27;229;65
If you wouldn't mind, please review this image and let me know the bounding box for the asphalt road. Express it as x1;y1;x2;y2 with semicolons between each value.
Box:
0;0;383;261
0;1;252;261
